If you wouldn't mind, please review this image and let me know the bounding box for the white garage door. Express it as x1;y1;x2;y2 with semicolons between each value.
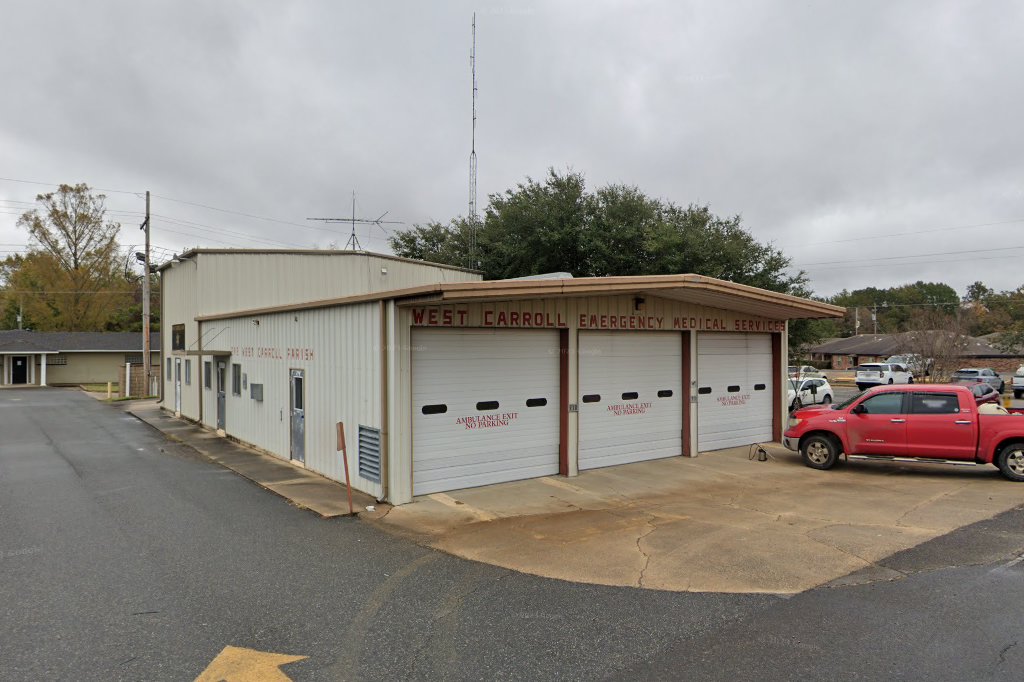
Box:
412;328;560;495
697;332;773;451
578;331;683;470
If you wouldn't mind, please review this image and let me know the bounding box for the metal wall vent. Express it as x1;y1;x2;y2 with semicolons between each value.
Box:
358;425;381;483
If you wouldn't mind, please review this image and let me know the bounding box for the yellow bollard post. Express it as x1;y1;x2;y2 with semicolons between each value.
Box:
107;381;112;399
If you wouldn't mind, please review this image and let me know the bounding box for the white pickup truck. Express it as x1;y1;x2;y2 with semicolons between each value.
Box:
1013;366;1024;400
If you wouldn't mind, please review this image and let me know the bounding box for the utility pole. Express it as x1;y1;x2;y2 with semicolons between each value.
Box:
142;190;151;396
872;304;878;335
307;192;403;250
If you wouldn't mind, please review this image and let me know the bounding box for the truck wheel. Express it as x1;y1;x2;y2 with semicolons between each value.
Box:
801;434;840;470
999;381;1005;393
997;443;1024;482
1015;390;1023;400
822;394;832;404
888;378;894;384
791;398;802;411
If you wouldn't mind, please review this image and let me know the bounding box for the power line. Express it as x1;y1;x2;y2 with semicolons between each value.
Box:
0;176;141;196
784;217;1024;249
154;193;360;237
795;243;1024;268
798;252;1023;272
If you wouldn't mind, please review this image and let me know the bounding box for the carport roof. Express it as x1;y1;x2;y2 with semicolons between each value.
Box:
197;274;845;322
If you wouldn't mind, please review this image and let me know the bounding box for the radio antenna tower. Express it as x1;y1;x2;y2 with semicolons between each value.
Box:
468;12;479;266
307;191;403;251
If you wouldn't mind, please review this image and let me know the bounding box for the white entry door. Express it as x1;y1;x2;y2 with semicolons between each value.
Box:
412;328;560;496
578;331;683;470
697;333;773;451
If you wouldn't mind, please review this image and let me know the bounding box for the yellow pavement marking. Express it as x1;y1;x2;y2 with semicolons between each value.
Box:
428;493;498;521
539;476;595;495
194;645;307;681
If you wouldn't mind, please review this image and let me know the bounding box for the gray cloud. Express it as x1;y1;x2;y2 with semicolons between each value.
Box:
1;0;1021;297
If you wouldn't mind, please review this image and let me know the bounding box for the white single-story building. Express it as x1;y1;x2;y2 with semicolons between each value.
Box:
0;330;160;387
160;250;844;505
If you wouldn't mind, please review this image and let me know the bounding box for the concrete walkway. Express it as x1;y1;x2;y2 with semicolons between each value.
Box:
369;445;1024;594
127;401;373;517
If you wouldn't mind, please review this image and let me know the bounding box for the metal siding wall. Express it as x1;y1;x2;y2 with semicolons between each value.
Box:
161;260;201;416
197;303;383;498
197;253;478;316
389;305;415;504
162;251;477;420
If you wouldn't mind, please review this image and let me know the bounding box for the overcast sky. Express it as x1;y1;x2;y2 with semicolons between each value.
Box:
1;0;1021;299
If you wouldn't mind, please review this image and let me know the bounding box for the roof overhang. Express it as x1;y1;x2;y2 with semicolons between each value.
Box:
196;274;845;322
397;275;845;320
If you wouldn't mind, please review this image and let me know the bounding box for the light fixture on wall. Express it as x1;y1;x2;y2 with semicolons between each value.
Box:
251;319;260;326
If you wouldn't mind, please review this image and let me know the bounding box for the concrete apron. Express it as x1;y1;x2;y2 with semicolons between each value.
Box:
366;445;1024;594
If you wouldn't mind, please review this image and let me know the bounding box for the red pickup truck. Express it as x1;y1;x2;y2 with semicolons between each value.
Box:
783;384;1024;481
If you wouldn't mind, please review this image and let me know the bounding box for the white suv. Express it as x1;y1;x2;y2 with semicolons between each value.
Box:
855;363;913;390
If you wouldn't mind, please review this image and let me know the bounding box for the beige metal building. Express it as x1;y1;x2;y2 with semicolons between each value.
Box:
0;330;160;386
161;250;843;505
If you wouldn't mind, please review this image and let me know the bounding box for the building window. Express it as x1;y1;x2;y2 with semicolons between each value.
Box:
166;357;171;381
171;324;185;351
204;361;211;389
232;363;242;396
48;354;68;366
185;359;191;385
124;353;143;364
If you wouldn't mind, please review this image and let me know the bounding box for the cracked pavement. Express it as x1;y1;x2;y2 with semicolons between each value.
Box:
372;443;1024;593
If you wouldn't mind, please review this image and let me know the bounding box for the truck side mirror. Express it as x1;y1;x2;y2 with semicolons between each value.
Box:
851;404;865;415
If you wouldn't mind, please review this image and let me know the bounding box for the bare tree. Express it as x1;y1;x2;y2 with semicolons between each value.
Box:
896;308;971;383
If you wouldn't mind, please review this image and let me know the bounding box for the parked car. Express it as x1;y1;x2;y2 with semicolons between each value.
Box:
885;354;933;377
1012;365;1024;400
788;365;826;380
950;367;1005;393
788;377;834;411
970;382;1001;406
783;384;1024;481
854;363;913;391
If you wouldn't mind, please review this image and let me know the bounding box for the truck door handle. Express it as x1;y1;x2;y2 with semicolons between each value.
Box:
954;420;972;425
890;418;906;423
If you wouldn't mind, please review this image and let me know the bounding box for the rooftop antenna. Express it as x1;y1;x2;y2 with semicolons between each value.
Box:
307;191;403;250
468;12;479;266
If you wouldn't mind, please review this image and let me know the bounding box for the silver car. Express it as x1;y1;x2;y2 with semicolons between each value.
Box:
950;367;1005;393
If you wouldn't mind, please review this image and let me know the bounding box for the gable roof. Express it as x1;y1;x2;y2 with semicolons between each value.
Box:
0;330;160;353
